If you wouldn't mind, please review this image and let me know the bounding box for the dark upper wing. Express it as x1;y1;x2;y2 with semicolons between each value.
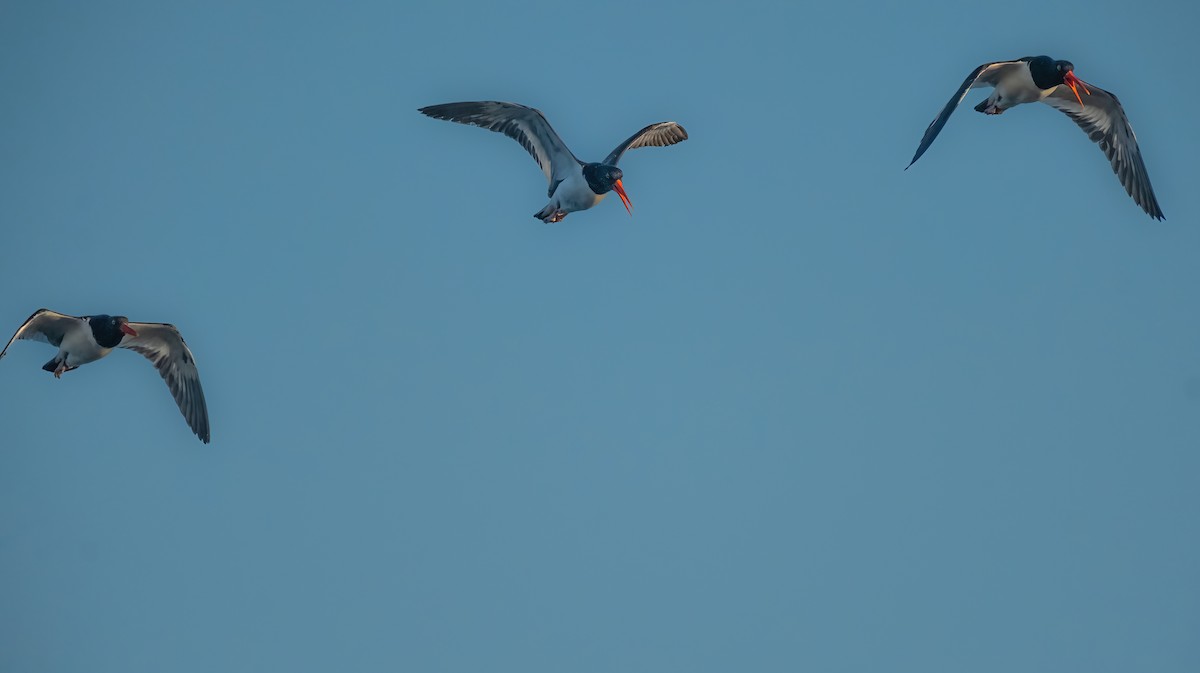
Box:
0;309;83;360
602;121;689;166
1042;82;1164;220
120;323;210;443
906;61;1027;168
419;101;580;195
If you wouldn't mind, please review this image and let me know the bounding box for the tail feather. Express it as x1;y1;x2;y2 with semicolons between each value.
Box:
533;203;557;222
42;356;62;373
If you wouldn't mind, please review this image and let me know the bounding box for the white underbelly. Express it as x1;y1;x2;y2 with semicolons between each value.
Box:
60;328;109;366
553;174;604;213
995;69;1050;106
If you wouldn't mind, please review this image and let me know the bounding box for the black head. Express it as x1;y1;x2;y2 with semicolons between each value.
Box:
1025;55;1074;89
582;163;623;195
88;314;137;348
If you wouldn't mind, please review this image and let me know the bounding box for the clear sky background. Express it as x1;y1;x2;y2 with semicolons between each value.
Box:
2;1;1198;671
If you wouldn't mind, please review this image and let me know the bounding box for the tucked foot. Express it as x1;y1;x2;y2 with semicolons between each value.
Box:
53;361;68;378
973;98;1005;115
534;203;570;223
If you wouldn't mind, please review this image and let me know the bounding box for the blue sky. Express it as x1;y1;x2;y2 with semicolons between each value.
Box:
2;1;1198;671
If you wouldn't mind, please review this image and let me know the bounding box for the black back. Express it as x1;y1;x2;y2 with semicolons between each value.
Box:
581;163;623;195
1023;55;1073;90
88;315;129;349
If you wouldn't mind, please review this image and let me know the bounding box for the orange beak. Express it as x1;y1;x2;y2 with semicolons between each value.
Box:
613;179;632;216
120;323;138;337
1063;71;1091;108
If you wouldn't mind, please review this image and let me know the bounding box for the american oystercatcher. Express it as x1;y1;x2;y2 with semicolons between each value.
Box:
1;309;211;443
907;55;1164;220
419;101;688;223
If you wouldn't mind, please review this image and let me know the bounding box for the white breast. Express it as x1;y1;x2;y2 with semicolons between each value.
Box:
995;66;1051;105
553;171;604;213
60;324;110;366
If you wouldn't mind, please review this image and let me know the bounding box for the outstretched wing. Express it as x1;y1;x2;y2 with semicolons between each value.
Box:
602;121;689;166
0;309;83;360
419;101;581;196
120;323;210;443
906;60;1027;168
1042;82;1164;220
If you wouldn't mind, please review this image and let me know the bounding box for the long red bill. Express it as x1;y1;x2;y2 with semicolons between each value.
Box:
613;179;632;216
120;323;138;337
1063;71;1091;108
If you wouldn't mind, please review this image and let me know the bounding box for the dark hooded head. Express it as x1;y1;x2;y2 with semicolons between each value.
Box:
1026;55;1074;89
88;314;137;348
582;163;623;195
582;163;633;215
1039;58;1089;106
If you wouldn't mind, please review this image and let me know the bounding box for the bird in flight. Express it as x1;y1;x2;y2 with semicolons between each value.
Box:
906;55;1164;220
1;309;211;443
419;101;688;223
